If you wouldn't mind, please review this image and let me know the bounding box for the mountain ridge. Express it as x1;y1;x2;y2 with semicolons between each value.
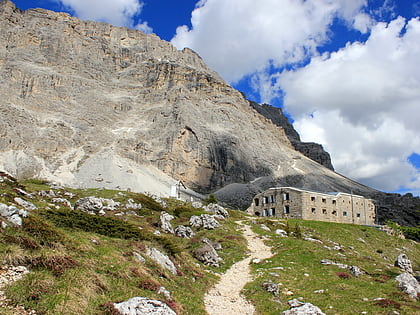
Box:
0;0;419;226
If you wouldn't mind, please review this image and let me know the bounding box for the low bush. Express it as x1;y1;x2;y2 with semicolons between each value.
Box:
22;216;68;247
28;255;79;276
40;209;153;240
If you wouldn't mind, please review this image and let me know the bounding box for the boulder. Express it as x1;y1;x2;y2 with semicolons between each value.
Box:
193;244;223;267
101;198;121;211
202;238;222;250
174;225;195;238
13;197;36;210
125;199;142;210
51;198;72;208
262;281;279;296
203;203;229;218
349;265;364;277
283;299;326;315
0;203;28;226
192;201;203;208
38;190;56;198
395;272;419;299
160;211;174;234
394;254;413;274
145;247;177;275
260;224;271;232
275;229;288;237
74;197;103;214
189;214;220;230
113;297;176;315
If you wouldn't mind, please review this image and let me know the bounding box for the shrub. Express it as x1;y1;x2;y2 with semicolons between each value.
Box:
374;299;401;309
3;233;40;250
158;236;183;256
28;255;79;276
203;194;217;205
138;279;161;291
22;215;68;247
336;272;352;279
40;209;153;240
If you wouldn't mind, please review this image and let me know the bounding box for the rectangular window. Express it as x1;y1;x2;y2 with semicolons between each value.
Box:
284;206;290;214
270;195;276;203
311;196;315;202
311;208;316;213
322;198;326;203
254;198;259;206
269;208;276;216
283;193;290;201
343;211;348;216
356;213;361;218
263;197;268;204
263;209;268;217
332;210;337;216
322;209;327;214
332;200;337;205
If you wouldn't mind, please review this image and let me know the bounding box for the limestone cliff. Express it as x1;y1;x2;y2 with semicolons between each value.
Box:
0;1;418;227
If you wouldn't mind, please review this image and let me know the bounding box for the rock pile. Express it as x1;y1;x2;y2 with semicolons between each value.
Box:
113;297;176;315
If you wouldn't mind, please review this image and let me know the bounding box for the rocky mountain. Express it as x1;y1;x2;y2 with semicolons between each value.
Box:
0;0;418;226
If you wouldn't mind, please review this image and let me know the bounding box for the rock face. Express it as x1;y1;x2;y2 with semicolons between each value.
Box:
395;272;420;299
0;1;418;226
394;254;413;274
249;102;334;170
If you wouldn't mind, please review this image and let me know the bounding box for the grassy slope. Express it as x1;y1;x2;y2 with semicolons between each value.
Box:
244;218;420;315
0;178;247;314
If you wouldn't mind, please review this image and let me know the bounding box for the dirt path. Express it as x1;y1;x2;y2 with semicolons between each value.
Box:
204;222;272;315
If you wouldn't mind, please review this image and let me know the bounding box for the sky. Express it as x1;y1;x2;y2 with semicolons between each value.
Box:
10;0;420;196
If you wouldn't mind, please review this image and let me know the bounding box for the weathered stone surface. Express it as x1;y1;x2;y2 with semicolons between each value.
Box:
193;244;223;267
0;203;28;226
113;297;176;315
283;299;326;315
145;247;177;275
349;265;364;277
262;281;279;296
189;214;220;230
51;197;72;208
124;199;142;210
394;254;413;274
203;203;229;218
160;211;174;234
74;197;103;214
275;229;288;237
395;272;419;299
13;197;36;210
174;225;194;238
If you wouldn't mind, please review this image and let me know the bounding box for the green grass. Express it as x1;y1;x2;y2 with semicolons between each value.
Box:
0;177;248;315
244;218;420;315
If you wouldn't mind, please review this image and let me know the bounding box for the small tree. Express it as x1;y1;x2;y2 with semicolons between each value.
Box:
203;194;218;205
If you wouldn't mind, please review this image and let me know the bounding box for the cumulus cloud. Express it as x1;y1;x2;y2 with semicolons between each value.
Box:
56;0;151;30
278;17;420;192
171;0;368;83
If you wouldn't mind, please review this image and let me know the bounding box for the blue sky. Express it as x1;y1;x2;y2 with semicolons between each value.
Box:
9;0;420;196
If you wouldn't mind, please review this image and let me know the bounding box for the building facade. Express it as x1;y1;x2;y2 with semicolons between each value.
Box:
249;187;376;225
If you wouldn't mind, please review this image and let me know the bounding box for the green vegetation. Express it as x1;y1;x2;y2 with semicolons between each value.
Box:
0;177;248;315
244;218;420;315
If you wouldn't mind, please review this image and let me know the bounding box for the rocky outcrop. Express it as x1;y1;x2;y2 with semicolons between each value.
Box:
395;272;419;299
394;254;413;274
249;102;334;170
0;203;28;226
144;247;177;275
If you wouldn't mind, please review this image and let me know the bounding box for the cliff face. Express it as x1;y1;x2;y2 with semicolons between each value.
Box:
249;102;334;171
0;1;418;226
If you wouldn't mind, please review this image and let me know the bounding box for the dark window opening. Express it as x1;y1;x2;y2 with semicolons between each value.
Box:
356;213;361;218
332;200;337;205
284;206;290;214
322;209;327;214
311;208;316;213
254;198;259;206
283;193;290;201
255;211;260;216
311;196;316;202
270;195;276;203
332;210;337;216
343;211;348;216
322;198;326;203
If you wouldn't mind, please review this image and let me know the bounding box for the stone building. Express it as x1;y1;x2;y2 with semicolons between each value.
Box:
249;187;376;225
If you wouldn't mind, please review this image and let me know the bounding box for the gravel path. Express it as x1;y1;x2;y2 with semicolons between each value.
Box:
204;222;272;315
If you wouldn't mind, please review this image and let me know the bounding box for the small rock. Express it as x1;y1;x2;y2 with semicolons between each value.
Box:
203;203;229;218
313;290;325;294
189;214;220;230
394;254;413;274
133;252;146;263
13;197;36;210
260;224;271;232
303;237;322;243
157;286;171;300
275;229;288;237
262;281;279;296
113;297;176;315
124;198;142;210
193;244;223;267
160;211;174;234
74;197;103;214
145;247;177;275
349;265;364;277
0;203;28;226
174;225;195;238
38;190;56;198
191;201;203;208
283;299;326;315
51;197;72;208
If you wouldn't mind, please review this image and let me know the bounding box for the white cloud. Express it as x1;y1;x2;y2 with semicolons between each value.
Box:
135;21;153;34
171;0;368;83
56;0;151;30
278;17;420;192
